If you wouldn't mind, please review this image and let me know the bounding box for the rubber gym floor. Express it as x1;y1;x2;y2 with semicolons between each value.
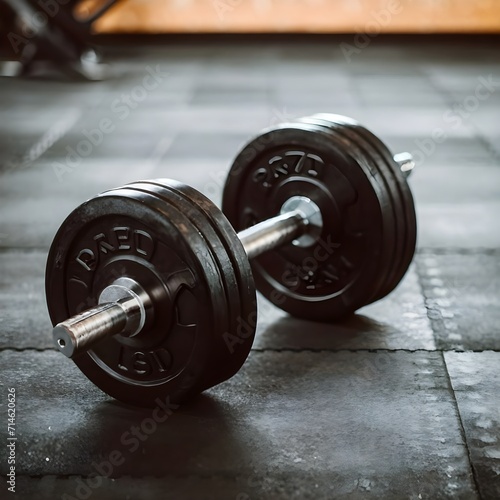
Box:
1;37;499;499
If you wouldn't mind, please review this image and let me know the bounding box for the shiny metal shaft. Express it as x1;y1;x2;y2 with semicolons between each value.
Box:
238;195;323;258
53;277;151;359
394;152;415;178
238;211;307;260
53;302;129;358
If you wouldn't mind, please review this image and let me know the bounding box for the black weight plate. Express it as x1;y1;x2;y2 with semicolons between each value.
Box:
116;181;243;388
343;119;417;289
300;115;404;302
222;121;391;321
313;113;408;295
129;180;256;385
157;181;257;357
322;116;410;299
45;182;241;407
294;117;397;304
316;114;417;295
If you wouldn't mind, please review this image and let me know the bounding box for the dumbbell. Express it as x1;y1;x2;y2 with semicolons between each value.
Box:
45;114;417;407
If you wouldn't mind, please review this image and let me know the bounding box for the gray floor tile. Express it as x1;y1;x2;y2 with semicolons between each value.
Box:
7;476;279;500
0;108;83;169
194;72;270;91
0;158;171;248
415;205;500;249
340;107;476;140
0;350;477;499
254;266;435;351
272;91;361;110
0;251;52;349
164;132;250;160
42;132;169;160
412;166;500;205
417;254;500;350
191;88;269;106
135;105;274;134
359;91;448;107
411;165;500;249
445;352;500;499
383;133;496;164
426;66;500;95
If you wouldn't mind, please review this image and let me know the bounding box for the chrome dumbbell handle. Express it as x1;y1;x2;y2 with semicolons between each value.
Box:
53;277;153;358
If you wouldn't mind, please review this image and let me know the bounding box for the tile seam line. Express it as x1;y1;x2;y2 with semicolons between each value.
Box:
0;472;285;480
0;247;50;252
416;248;500;256
414;254;442;353
1;247;500;255
441;351;483;499
414;250;482;496
249;348;500;353
2;347;499;354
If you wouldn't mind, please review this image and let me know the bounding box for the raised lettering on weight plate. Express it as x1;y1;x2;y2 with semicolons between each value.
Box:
254;151;324;189
118;347;172;376
76;248;96;271
75;228;155;271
